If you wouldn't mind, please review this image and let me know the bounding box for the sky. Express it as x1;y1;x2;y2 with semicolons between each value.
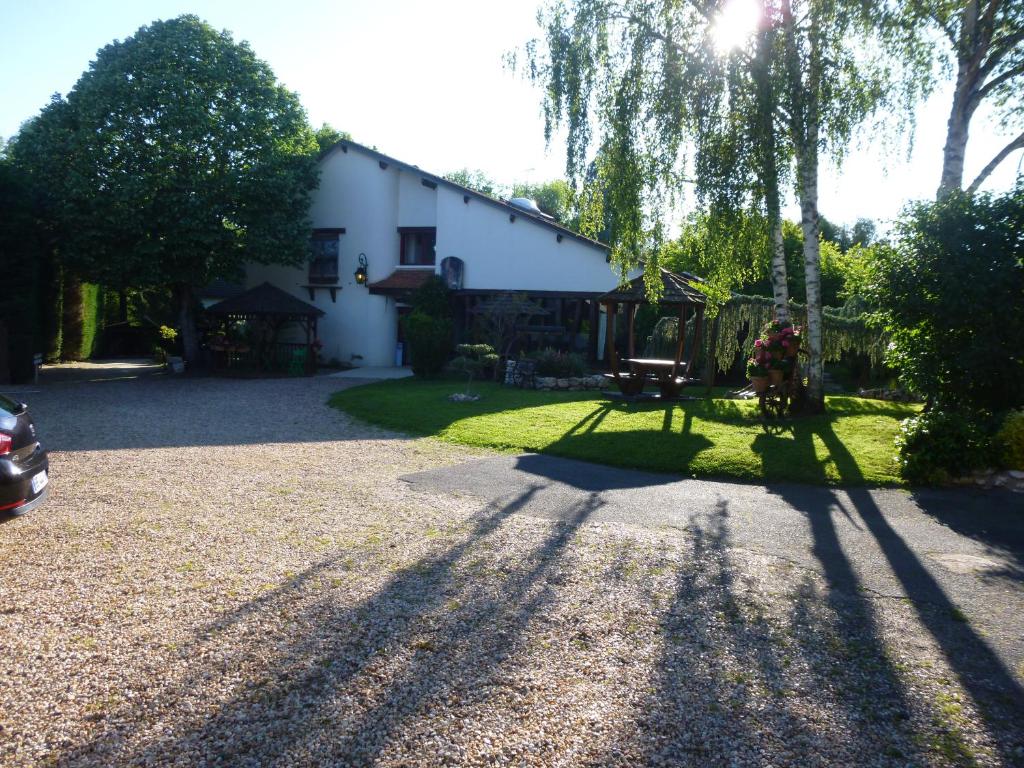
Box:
2;0;1021;229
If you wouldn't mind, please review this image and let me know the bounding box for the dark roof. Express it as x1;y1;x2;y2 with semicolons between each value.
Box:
206;282;324;317
322;139;610;253
367;268;436;296
596;268;707;305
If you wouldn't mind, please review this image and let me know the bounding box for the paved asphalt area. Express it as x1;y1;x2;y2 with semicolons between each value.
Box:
404;454;1024;701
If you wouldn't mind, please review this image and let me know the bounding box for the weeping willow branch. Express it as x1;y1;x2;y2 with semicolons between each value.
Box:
711;294;887;373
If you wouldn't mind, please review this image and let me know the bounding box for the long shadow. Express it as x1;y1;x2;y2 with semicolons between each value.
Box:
620;492;927;765
755;421;1024;762
814;423;1024;760
319;492;605;765
912;487;1024;578
56;483;603;765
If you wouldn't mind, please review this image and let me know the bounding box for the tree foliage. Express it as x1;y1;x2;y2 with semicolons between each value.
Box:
866;184;1024;411
444;168;502;197
11;15;319;364
314;123;352;157
522;1;900;410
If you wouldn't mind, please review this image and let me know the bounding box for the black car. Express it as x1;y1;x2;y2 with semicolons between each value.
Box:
0;393;49;515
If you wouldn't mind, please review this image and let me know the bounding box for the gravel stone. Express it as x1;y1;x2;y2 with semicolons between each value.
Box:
0;371;1019;766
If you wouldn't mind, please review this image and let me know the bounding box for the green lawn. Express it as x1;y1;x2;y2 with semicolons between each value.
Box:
329;379;921;486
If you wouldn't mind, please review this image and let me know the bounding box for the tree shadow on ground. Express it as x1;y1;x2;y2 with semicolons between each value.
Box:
753;422;1024;764
911;487;1024;580
56;483;608;766
606;493;930;766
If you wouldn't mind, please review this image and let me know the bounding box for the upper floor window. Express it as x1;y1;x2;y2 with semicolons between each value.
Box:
399;227;436;266
309;228;343;284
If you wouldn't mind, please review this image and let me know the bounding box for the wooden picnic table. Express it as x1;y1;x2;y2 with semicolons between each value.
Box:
623;358;691;398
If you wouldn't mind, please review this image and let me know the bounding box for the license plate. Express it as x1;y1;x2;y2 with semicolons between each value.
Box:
31;470;48;495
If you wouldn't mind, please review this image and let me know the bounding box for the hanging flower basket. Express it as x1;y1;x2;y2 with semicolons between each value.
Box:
746;357;770;393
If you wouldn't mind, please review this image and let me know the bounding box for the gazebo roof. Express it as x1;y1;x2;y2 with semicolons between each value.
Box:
206;282;325;318
596;268;707;305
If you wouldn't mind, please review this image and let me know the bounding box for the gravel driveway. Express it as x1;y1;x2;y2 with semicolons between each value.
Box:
1;370;1021;766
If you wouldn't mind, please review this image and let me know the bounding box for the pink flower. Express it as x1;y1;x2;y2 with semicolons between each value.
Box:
754;339;763;347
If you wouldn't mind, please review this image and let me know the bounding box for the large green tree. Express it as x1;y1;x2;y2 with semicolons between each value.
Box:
19;15;319;365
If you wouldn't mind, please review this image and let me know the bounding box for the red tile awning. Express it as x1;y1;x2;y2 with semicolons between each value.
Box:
367;267;436;296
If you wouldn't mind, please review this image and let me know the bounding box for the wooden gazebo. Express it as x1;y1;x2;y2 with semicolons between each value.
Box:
205;282;325;375
596;269;707;397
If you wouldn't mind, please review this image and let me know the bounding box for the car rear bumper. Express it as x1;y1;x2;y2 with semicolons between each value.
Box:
0;448;49;515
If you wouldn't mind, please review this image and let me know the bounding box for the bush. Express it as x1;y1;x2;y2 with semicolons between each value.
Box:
996;409;1024;471
404;311;452;377
529;347;587;378
867;185;1024;411
410;276;452;319
449;344;499;390
894;410;994;485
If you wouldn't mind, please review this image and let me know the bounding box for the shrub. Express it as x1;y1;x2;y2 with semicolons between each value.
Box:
409;276;452;319
449;344;499;391
404;311;452;377
894;410;994;485
995;409;1024;471
867;185;1024;411
529;347;586;378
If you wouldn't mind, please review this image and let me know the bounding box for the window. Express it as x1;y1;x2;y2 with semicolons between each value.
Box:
309;229;342;284
399;227;436;266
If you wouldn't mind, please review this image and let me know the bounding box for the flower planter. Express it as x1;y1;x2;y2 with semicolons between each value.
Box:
768;368;784;386
786;341;800;358
750;375;769;394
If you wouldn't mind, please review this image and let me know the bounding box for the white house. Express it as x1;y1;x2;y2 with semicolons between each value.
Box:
244;139;624;368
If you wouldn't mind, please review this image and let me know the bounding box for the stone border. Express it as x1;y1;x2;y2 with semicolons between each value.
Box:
504;360;610;392
958;468;1024;493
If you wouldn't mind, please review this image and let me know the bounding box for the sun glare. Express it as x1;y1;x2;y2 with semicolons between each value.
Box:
711;0;762;53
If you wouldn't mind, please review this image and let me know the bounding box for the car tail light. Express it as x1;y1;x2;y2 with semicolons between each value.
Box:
0;434;10;455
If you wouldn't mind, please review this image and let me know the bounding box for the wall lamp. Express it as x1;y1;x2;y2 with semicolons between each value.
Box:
354;253;368;285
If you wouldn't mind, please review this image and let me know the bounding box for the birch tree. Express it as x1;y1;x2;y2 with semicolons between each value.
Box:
778;0;895;408
913;0;1024;196
525;0;894;410
521;0;792;313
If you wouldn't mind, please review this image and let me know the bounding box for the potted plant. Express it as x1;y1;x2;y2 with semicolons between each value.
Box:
747;357;769;393
767;356;787;385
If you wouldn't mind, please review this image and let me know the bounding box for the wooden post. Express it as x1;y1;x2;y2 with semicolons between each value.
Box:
588;300;600;362
703;309;719;392
671;303;687;378
686;305;703;376
626;302;636;359
605;301;620;377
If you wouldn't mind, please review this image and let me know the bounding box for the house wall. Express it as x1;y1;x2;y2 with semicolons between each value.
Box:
247;147;407;367
246;142;620;369
397;172;436;228
435;185;614;293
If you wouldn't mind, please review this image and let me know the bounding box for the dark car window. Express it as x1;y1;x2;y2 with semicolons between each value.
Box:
0;394;20;415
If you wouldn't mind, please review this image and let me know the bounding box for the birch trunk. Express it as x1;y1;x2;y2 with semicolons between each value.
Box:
796;145;825;411
755;5;790;323
782;0;825;412
938;73;974;196
767;191;790;324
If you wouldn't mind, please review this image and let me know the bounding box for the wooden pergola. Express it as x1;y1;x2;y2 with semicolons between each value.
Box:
206;282;324;375
595;269;707;397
